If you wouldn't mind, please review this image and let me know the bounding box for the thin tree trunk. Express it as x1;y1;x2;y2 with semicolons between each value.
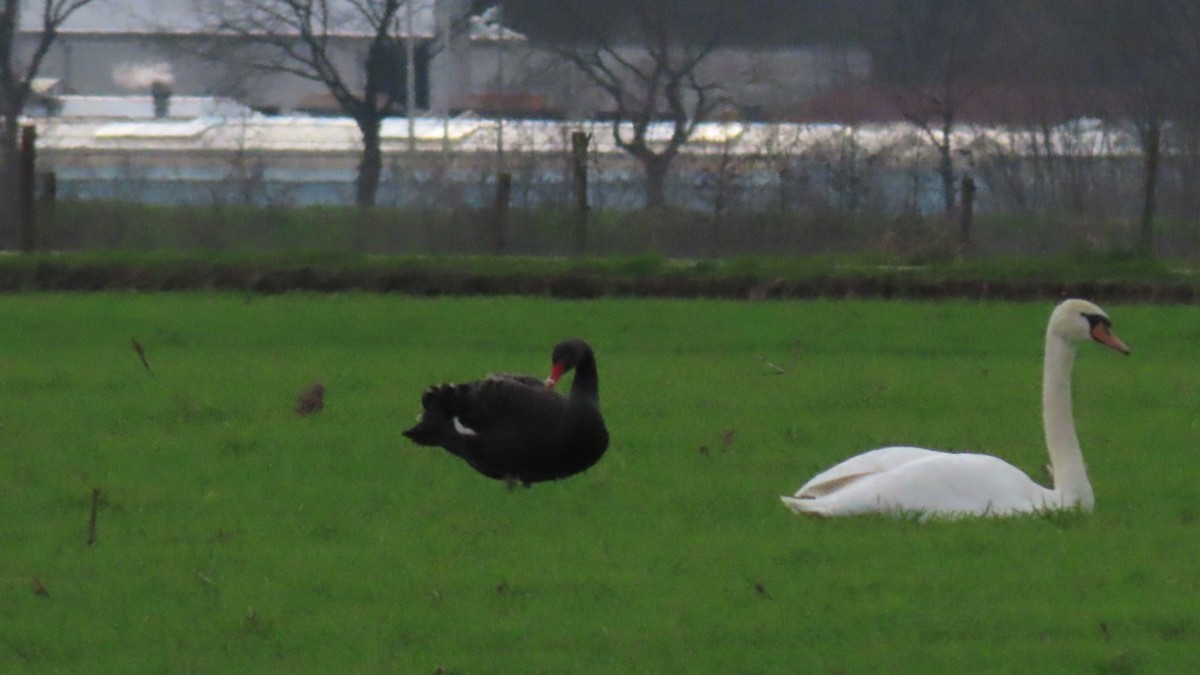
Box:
644;156;669;210
939;117;956;218
0;113;16;165
18;123;35;252
571;131;590;255
356;116;383;208
0;113;19;242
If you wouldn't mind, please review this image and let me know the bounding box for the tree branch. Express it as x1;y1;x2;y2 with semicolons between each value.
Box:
1;0;100;119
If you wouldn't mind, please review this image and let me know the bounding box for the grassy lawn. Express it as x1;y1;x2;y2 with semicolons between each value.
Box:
1;295;1197;673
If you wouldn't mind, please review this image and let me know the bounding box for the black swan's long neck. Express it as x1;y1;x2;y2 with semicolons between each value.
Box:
569;352;600;405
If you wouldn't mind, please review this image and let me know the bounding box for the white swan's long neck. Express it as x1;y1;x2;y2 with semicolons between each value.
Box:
1042;331;1094;510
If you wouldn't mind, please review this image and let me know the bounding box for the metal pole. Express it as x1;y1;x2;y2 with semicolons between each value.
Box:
495;3;505;172
440;0;451;157
405;0;417;154
493;172;511;254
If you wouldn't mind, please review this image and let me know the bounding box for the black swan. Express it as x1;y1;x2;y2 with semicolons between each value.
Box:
402;339;609;486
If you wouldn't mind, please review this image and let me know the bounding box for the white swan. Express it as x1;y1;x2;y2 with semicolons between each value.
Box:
781;299;1130;519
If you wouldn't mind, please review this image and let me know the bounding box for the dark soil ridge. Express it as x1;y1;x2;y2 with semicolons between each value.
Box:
2;260;1198;303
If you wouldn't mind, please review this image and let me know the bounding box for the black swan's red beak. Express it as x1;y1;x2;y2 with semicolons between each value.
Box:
545;362;565;388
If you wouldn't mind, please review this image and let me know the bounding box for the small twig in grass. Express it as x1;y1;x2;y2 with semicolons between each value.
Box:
755;354;786;375
132;338;154;374
87;488;100;546
131;338;154;377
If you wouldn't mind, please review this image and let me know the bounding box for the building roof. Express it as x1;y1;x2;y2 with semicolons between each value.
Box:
32;94;256;120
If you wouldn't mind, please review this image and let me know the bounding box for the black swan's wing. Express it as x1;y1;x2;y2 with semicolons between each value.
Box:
451;375;566;437
486;372;548;389
431;376;571;480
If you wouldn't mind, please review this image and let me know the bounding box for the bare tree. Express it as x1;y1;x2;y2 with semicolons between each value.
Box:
1046;0;1192;257
549;0;732;210
1152;1;1200;218
1;0;99;235
1126;0;1200;255
856;0;1002;221
196;0;473;207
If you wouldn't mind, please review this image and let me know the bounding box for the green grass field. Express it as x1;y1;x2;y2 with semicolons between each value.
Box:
2;294;1197;673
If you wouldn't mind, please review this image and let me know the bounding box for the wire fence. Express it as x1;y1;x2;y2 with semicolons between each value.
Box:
10;116;1200;258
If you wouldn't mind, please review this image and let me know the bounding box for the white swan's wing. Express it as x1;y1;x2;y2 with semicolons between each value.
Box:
785;453;1057;518
793;446;947;498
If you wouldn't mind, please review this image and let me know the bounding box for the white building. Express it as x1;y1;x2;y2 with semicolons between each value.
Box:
16;0;869;121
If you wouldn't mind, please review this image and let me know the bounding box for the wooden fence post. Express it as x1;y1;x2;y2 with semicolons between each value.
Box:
492;172;511;254
571;131;590;255
40;170;57;205
959;175;976;250
19;125;37;253
40;170;57;243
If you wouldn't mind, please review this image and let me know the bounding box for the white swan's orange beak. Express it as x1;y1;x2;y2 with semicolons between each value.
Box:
1092;323;1130;355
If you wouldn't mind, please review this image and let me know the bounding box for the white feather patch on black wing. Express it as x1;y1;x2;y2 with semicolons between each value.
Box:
452;416;479;436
